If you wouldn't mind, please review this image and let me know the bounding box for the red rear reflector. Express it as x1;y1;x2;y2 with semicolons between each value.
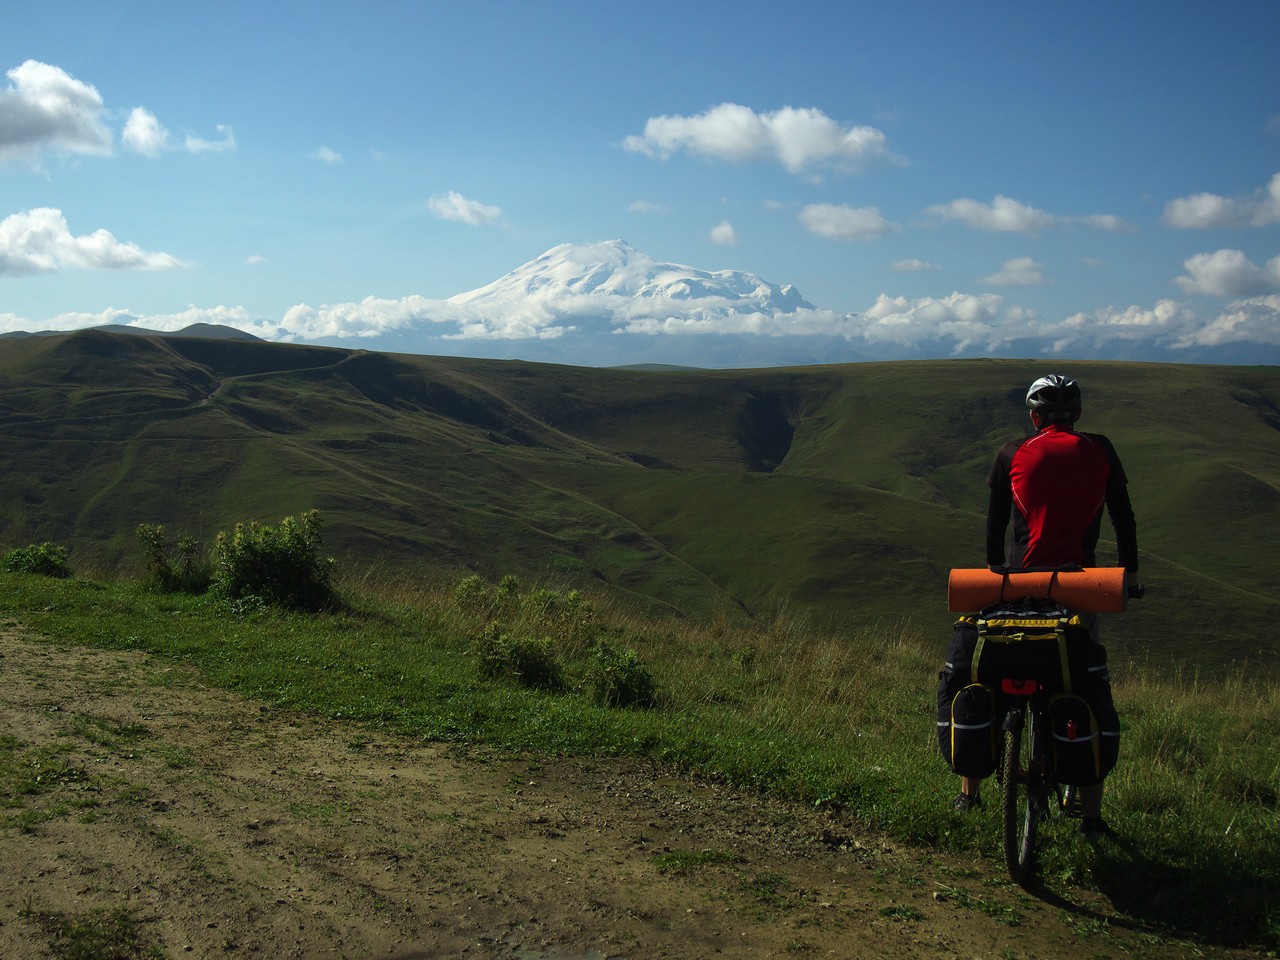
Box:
1001;678;1038;695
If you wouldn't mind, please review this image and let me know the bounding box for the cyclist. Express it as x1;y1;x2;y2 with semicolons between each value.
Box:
952;373;1138;839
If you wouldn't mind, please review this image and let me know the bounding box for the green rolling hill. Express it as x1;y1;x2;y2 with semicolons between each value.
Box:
1;328;1277;671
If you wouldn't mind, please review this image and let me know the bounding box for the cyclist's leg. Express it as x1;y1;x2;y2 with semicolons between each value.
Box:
1080;782;1103;817
952;774;983;811
1080;628;1120;837
939;622;987;811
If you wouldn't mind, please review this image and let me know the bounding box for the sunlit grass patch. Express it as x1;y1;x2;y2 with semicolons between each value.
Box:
20;903;153;960
653;848;742;875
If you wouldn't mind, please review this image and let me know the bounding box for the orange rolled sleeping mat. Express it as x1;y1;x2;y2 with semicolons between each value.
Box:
947;567;1130;613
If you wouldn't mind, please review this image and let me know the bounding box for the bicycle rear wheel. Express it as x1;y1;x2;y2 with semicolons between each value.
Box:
1001;704;1040;884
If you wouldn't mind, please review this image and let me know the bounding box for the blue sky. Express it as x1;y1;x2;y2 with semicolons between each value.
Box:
2;1;1279;365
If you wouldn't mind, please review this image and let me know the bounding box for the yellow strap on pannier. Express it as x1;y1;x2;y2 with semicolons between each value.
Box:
971;616;1073;693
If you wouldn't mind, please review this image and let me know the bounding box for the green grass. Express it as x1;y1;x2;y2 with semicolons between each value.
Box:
653;848;742;875
19;904;156;960
0;566;1275;950
933;884;1024;926
0;738;93;829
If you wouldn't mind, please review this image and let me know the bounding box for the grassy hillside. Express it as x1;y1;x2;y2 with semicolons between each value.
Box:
1;329;1277;671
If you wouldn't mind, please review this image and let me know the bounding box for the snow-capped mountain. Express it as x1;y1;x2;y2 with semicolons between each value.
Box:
447;240;814;314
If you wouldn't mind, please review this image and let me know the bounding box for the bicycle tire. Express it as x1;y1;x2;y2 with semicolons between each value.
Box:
1001;704;1040;884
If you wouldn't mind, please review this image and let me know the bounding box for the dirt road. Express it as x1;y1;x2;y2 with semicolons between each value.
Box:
0;627;1252;959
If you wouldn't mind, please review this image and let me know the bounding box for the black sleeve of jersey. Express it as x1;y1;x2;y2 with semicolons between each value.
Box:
985;442;1018;566
1090;433;1139;571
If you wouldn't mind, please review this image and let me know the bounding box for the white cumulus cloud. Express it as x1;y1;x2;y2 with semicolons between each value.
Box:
0;60;113;161
122;107;232;157
183;124;235;154
427;190;505;226
280;296;568;342
1179;294;1280;346
611;305;850;338
925;195;1058;234
924;196;1128;236
798;203;896;241
890;258;939;272
282;296;449;340
623;102;900;176
315;146;343;164
0;207;183;276
0;60;234;163
710;221;737;246
1055;296;1280;351
8;287;1280;361
1079;214;1133;233
1173;249;1280;297
121;107;169;156
983;257;1049;286
851;292;1035;353
1163;172;1280;228
1058;300;1195;345
849;292;1231;356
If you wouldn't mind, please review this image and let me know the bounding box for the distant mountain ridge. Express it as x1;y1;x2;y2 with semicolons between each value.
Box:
0;323;263;342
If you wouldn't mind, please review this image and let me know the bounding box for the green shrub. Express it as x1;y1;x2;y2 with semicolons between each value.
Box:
3;542;72;578
586;641;656;708
472;624;563;691
210;510;336;611
453;574;499;614
452;573;526;616
136;524;211;594
523;586;591;624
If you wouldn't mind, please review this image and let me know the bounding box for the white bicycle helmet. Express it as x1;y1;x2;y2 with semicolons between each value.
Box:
1025;374;1081;422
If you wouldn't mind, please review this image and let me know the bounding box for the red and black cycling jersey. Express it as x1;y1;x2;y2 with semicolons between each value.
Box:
986;424;1138;571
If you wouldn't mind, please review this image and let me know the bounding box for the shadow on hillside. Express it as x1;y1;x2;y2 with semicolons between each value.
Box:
736;390;794;472
1027;833;1277;951
1231;388;1280;433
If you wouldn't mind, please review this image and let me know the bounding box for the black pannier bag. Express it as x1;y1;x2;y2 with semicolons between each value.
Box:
1045;645;1120;786
1046;693;1106;785
937;682;1000;778
937;600;1119;784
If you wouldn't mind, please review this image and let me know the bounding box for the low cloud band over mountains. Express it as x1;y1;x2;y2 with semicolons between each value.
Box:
2;238;1278;367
